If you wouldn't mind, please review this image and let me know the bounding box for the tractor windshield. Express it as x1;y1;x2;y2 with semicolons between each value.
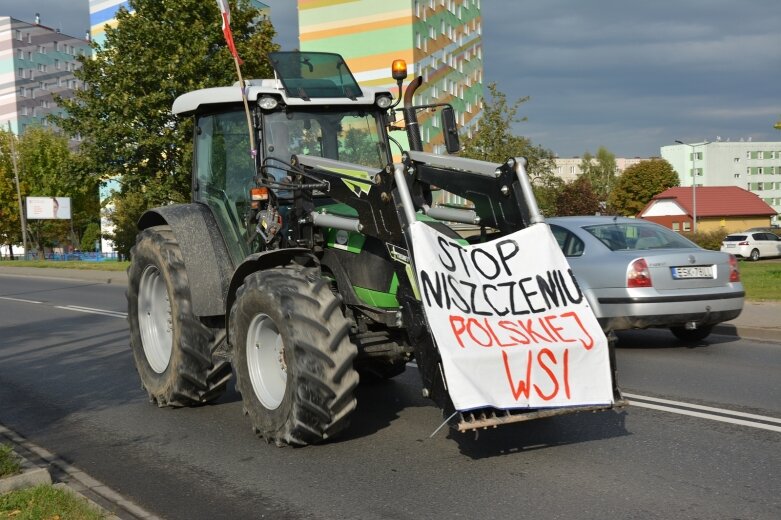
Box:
262;109;388;181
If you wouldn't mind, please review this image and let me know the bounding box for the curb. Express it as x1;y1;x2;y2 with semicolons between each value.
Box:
712;324;781;343
0;423;160;519
0;467;52;494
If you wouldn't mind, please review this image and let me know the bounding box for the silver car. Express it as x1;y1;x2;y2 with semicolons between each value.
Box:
547;216;744;342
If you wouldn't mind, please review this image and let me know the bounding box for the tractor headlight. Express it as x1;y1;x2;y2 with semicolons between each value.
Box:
258;96;279;110
376;95;393;109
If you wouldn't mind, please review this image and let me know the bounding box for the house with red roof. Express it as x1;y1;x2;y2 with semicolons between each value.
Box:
638;186;777;233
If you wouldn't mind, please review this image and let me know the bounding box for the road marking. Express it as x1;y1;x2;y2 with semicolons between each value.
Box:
55;305;127;319
0;296;43;304
623;392;781;425
627;400;781;433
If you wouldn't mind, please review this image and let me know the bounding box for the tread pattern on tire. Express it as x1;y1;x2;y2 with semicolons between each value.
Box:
128;225;232;407
230;265;359;446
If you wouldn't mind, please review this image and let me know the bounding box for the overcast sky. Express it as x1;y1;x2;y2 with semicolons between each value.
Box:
3;0;779;158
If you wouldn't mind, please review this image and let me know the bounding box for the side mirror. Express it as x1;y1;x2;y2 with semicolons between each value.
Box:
441;106;460;154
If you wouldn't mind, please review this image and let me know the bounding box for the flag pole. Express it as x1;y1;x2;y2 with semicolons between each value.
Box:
217;0;256;159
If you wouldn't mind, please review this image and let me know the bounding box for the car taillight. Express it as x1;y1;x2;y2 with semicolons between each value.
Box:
738;241;749;246
627;258;652;288
728;254;740;282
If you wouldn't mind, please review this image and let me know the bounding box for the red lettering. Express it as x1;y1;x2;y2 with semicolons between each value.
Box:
518;318;554;343
544;314;575;343
502;350;532;400
449;315;467;348
466;318;494;347
498;320;530;345
484;318;519;347
533;348;560;401
560;311;595;350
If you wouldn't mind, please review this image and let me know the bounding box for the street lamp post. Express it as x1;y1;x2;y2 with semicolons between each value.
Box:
675;140;708;233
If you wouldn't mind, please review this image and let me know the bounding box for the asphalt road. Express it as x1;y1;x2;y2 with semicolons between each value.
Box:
1;274;779;519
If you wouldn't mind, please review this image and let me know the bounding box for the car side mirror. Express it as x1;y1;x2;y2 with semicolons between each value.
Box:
440;106;460;154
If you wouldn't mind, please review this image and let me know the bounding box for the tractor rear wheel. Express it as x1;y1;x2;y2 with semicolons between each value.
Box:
128;226;232;406
230;266;359;446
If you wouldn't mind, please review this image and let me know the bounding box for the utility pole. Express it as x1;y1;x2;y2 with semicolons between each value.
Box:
675;140;709;233
7;123;30;259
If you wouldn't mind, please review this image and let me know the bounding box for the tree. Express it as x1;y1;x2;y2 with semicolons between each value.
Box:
555;176;601;216
52;0;279;245
104;188;148;259
459;82;559;214
579;146;616;208
0;130;23;257
608;159;679;216
15;127;100;257
81;222;102;251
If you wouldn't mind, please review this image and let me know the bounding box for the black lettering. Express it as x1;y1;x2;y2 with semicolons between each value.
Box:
484;285;509;316
420;269;444;308
495;239;520;276
463;280;492;316
437;236;456;271
499;281;529;316
536;272;559;310
454;245;471;275
560;269;584;304
446;274;471;313
471;248;501;279
519;277;546;314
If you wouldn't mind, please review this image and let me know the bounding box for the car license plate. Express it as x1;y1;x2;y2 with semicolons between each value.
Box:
724;243;735;248
671;265;714;279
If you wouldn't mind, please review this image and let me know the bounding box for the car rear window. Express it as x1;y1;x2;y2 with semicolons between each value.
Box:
584;223;696;251
724;235;747;241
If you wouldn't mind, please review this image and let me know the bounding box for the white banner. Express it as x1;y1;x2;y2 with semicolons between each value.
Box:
409;221;614;411
26;197;71;220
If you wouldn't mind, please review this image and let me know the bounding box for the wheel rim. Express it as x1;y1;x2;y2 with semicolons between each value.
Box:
138;265;173;374
246;313;287;410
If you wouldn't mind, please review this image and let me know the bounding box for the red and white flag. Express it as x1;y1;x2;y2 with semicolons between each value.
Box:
216;0;242;63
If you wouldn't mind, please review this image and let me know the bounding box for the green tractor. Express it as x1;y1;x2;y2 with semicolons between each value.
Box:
128;52;621;446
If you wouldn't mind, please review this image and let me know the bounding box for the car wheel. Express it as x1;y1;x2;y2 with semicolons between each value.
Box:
749;248;760;261
670;325;714;343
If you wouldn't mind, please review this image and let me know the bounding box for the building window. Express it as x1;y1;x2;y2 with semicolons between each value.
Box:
17;49;23;59
734;157;740;163
672;222;680;232
758;167;764;174
683;221;691;232
15;30;22;41
38;45;46;54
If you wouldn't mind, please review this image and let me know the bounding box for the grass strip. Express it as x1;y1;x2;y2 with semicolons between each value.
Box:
0;260;129;272
0;445;21;478
0;485;105;519
737;261;781;301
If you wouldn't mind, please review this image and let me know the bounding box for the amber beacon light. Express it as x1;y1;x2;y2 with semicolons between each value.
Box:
391;59;408;81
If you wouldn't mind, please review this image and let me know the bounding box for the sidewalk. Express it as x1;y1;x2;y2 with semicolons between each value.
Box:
0;265;777;343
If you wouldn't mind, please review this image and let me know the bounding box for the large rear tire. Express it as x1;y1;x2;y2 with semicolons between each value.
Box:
230;266;359;446
128;226;232;406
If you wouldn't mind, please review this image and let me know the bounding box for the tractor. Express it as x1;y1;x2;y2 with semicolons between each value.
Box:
127;52;621;446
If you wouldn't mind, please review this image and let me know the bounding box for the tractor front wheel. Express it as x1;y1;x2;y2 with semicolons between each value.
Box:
230;266;359;446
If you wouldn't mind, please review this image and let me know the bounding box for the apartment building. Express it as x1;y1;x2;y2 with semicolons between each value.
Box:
299;0;483;153
0;16;90;135
661;141;781;225
553;156;648;183
89;0;270;47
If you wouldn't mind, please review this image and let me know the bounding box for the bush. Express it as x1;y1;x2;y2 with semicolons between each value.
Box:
681;229;730;251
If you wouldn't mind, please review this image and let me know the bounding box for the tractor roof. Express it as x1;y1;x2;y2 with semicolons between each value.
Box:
172;51;392;115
